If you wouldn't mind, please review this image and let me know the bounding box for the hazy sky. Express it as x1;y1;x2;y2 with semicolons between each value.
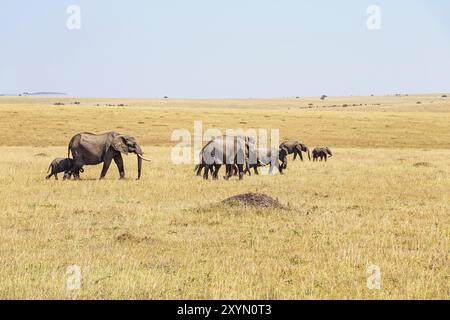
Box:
1;0;449;98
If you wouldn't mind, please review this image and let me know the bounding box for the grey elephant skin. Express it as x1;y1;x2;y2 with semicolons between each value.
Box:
198;135;251;180
67;132;151;180
312;147;333;162
195;135;253;178
46;158;83;180
279;140;311;161
246;147;287;175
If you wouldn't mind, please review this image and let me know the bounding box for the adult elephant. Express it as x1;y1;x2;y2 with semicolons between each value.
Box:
200;135;251;180
279;140;311;161
67;132;151;180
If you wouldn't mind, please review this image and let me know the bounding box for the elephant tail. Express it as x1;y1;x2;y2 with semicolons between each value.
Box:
67;136;75;158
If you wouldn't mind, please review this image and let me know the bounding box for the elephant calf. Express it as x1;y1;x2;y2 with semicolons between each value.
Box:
279;140;310;161
46;158;83;180
244;147;288;175
312;147;333;162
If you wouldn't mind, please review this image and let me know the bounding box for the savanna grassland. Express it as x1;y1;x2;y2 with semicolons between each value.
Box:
0;94;449;299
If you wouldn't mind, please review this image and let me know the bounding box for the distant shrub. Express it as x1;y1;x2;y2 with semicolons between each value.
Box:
442;95;448;98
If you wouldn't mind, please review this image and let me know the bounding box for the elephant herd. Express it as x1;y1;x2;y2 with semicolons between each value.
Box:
45;131;332;181
194;135;333;181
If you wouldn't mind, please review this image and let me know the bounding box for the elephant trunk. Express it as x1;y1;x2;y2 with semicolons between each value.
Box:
137;155;142;180
134;144;151;180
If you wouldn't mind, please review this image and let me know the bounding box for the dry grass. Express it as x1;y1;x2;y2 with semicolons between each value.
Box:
0;95;449;299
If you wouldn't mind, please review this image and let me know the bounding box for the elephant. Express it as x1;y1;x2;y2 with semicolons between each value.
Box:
312;147;333;162
245;147;288;175
199;135;251;180
279;140;311;161
67;132;151;180
46;158;84;180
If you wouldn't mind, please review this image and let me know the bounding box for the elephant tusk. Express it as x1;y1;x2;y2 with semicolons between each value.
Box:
137;154;152;162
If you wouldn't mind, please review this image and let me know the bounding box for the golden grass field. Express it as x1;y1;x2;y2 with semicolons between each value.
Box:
0;94;449;299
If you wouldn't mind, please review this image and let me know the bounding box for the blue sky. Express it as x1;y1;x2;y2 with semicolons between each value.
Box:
1;0;449;98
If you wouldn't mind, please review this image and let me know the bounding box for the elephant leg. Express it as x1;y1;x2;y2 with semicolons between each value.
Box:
114;152;125;179
227;164;234;180
209;165;214;177
269;163;276;175
278;162;284;174
54;174;58;180
324;155;328;162
46;173;53;180
68;156;84;180
204;164;216;180
296;148;304;161
245;162;251;176
254;165;259;175
245;164;251;176
223;164;230;180
100;156;113;179
195;165;203;177
203;165;210;180
212;164;220;180
213;164;220;180
224;164;232;180
293;152;297;161
237;164;244;180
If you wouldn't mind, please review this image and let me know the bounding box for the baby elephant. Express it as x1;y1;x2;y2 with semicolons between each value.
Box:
312;147;333;162
46;158;83;180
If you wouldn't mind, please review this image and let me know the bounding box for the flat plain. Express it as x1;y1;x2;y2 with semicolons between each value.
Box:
0;94;449;299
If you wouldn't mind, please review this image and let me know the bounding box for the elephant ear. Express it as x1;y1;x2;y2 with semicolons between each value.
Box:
112;135;129;154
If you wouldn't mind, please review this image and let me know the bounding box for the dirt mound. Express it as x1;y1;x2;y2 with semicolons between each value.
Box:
221;193;287;209
413;162;433;168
